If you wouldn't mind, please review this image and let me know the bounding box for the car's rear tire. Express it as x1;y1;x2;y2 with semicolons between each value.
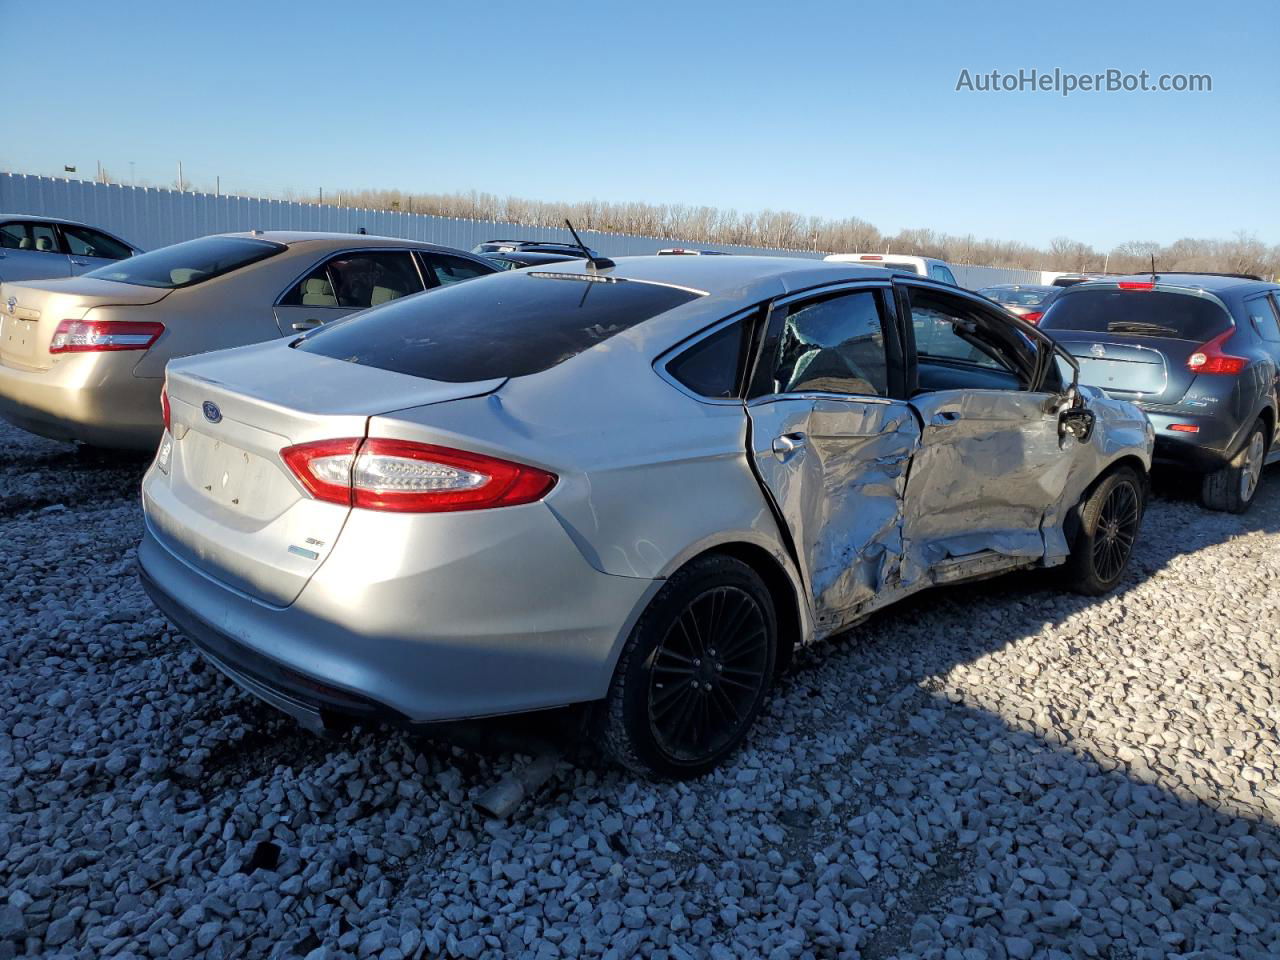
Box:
599;554;777;779
1200;419;1268;514
1063;466;1144;596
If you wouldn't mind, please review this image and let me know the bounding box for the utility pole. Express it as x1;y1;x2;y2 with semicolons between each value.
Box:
177;160;184;192
319;187;323;205
216;175;220;198
96;160;102;183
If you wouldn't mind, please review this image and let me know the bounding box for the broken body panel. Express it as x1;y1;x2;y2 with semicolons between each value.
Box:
748;385;1150;641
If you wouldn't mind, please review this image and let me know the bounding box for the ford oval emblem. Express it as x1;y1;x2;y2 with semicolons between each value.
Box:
1090;343;1106;358
202;401;222;424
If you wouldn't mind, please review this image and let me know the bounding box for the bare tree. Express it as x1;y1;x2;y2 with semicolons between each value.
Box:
76;167;1280;277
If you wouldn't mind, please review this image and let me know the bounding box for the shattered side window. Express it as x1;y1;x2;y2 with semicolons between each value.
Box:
771;291;888;397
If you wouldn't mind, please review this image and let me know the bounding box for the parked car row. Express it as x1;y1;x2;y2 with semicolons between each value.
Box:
0;219;1273;778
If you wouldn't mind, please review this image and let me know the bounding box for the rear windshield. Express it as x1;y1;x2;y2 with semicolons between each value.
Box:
980;286;1054;306
1040;288;1232;341
85;236;284;289
295;270;703;382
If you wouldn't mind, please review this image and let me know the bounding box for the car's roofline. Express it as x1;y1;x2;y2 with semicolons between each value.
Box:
195;230;485;254
0;213;140;249
1100;272;1276;293
520;254;904;299
0;212;91;226
1067;275;1278;298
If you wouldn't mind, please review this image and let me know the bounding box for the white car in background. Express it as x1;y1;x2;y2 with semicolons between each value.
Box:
825;253;958;285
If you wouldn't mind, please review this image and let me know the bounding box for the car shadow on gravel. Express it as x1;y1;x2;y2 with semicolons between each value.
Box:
775;469;1280;957
0;438;151;518
417;465;1280;787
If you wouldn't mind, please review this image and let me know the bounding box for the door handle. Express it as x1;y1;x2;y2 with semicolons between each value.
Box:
772;432;807;459
69;259;91;266
291;320;321;332
930;410;962;426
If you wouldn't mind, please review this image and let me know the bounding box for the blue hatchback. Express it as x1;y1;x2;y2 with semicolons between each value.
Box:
1041;274;1280;512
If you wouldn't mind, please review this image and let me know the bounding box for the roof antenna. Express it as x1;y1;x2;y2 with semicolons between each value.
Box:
564;219;615;271
1150;253;1157;281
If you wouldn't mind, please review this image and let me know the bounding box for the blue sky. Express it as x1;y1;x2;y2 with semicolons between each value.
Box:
5;0;1277;249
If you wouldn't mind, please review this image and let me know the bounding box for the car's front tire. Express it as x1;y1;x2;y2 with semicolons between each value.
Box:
599;554;777;779
1064;466;1145;596
1200;419;1268;514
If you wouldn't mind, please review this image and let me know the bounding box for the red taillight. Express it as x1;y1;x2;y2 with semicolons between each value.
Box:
160;386;171;432
1169;424;1200;433
1117;281;1155;290
1021;311;1043;325
49;319;165;354
280;438;557;513
1187;329;1247;375
859;255;884;261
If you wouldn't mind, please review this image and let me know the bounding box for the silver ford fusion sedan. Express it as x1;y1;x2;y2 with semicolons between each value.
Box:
0;232;495;449
138;256;1154;778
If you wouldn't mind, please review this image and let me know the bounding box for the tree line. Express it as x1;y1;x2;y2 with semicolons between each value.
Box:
289;187;1274;277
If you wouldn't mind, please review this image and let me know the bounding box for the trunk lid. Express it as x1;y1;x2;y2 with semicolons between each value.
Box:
149;341;505;606
0;277;171;371
1050;331;1200;404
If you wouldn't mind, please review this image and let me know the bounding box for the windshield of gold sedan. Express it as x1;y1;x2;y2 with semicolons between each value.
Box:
85;235;285;289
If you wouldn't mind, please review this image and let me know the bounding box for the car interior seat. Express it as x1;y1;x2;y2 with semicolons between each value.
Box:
35;237;54;251
302;277;338;307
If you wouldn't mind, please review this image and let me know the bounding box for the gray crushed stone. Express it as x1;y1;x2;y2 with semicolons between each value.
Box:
1;420;1278;959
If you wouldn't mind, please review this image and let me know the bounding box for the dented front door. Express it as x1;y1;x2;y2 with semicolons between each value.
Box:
901;389;1074;582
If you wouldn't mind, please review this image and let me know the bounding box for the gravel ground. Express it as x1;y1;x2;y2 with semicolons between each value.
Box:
1;418;1278;960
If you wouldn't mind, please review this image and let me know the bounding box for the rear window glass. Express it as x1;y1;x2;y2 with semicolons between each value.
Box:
1040;289;1232;341
666;320;748;398
86;236;283;289
980;286;1054;306
295;270;703;382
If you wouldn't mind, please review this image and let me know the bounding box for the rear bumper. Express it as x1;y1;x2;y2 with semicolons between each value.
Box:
1142;409;1238;470
0;354;161;449
139;556;390;732
137;511;660;727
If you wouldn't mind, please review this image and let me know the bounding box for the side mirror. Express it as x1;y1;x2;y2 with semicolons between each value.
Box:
1060;408;1096;443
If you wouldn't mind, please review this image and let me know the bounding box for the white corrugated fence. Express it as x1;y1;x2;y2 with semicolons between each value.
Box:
1;173;1042;288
